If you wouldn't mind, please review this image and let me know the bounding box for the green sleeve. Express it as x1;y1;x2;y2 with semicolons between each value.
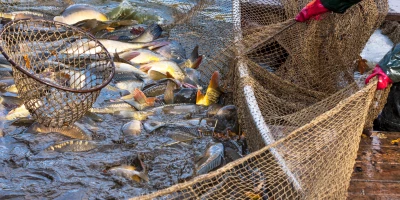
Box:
320;0;363;13
379;43;400;83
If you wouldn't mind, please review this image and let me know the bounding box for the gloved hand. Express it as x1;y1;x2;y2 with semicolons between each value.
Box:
296;0;364;22
365;65;393;90
295;0;330;22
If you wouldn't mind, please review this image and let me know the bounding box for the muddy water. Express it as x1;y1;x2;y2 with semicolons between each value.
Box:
0;1;240;199
0;89;217;199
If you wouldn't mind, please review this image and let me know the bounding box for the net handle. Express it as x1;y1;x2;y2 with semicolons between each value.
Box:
0;18;115;94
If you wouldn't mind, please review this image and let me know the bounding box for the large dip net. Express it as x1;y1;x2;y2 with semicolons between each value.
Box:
0;0;390;199
0;19;115;127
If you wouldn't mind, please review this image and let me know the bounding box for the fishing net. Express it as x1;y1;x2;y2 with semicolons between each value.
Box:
0;19;114;127
0;0;391;199
130;0;390;199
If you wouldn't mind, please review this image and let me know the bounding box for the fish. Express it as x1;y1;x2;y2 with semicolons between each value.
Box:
196;71;221;106
0;95;23;108
122;89;155;111
25;122;92;140
10;117;35;126
171;88;198;104
183;68;202;88
142;61;186;81
121;120;142;136
84;111;104;122
0;11;51;22
119;49;167;64
206;104;224;117
129;23;162;43
154;40;186;63
60;70;87;89
143;117;216;136
142;78;181;97
6;104;30;120
46;140;98;152
195;143;224;175
53;4;108;25
108;165;149;183
89;101;137;114
214;105;238;133
179;45;203;69
114;110;155;120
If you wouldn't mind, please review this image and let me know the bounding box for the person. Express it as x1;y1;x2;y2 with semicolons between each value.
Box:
365;44;400;131
295;0;400;131
295;0;363;22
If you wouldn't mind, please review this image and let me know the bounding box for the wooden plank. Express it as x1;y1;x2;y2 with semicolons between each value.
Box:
348;131;400;199
351;162;400;181
386;12;400;22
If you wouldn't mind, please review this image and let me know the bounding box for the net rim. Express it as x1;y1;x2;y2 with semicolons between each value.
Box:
0;18;115;94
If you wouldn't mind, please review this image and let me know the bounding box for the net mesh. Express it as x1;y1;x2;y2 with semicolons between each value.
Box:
0;0;391;199
0;19;114;127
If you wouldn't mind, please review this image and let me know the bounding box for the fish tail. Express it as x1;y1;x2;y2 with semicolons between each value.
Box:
133;89;148;104
140;65;152;72
147;41;170;50
146;97;156;106
196;90;206;105
147;24;163;41
120;51;140;61
191;55;203;69
148;70;167;80
166;71;175;79
208;71;219;90
189;45;199;63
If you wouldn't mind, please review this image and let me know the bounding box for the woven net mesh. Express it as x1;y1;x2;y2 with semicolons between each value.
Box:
0;19;114;127
0;0;392;199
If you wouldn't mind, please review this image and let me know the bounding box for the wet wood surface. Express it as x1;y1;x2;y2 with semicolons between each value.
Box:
347;132;400;199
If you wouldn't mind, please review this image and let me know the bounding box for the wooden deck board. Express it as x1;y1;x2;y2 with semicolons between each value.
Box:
348;131;400;199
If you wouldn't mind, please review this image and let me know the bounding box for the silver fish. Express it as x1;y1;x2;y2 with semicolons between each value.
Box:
195;143;224;175
121;120;142;136
6;104;30;120
89;101;136;114
46;140;98;152
108;165;149;182
25;122;92;140
53;4;108;25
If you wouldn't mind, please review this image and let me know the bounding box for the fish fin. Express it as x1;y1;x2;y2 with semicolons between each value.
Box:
145;24;163;41
53;16;64;23
196;90;205;105
146;97;156;106
189;45;199;62
166;71;175;79
132;175;141;183
140;65;152;72
148;70;167;80
147;41;170;50
130;24;163;43
164;80;175;104
191;55;203;69
120;51;140;61
133;89;147;104
208;71;219;91
121;93;135;100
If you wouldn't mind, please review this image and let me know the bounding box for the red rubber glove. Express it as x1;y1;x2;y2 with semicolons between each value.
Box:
365;65;393;90
295;0;330;22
